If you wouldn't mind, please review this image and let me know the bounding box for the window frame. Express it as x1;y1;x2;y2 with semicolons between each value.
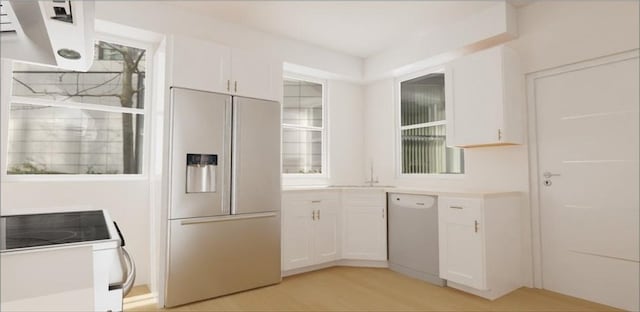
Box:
0;33;154;181
394;66;465;179
281;72;328;181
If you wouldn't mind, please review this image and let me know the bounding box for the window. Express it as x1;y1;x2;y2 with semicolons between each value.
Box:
282;76;325;174
399;72;464;174
6;40;147;175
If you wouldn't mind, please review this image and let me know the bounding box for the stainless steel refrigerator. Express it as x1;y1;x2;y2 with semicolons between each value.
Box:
164;87;281;307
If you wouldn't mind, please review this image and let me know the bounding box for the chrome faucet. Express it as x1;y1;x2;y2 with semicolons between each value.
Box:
365;163;379;187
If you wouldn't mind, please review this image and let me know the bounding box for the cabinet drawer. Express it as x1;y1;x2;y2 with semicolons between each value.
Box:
438;197;482;220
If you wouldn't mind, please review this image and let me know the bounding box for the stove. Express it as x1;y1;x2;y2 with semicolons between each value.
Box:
0;210;135;311
0;210;111;251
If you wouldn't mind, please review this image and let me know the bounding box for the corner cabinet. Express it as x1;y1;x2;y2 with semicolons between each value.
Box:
438;193;522;300
169;35;283;102
342;189;387;261
282;191;340;271
445;45;525;148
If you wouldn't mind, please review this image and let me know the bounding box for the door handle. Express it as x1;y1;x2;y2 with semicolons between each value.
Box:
312;210;316;221
543;171;561;179
474;220;479;233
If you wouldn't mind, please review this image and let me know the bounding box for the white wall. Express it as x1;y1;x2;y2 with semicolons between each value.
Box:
509;0;639;73
328;80;365;185
95;1;363;82
364;1;517;81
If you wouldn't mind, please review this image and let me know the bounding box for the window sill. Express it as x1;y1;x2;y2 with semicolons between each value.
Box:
397;173;467;180
1;174;149;183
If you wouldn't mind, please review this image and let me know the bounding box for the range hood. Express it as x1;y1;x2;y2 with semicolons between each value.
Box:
0;0;95;71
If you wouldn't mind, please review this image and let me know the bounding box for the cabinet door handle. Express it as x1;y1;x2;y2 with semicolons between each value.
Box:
227;80;230;92
382;207;385;219
234;81;238;92
498;128;502;141
311;200;321;203
475;220;479;233
449;206;464;210
312;210;316;221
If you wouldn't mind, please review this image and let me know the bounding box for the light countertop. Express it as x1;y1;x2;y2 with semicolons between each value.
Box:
281;185;521;197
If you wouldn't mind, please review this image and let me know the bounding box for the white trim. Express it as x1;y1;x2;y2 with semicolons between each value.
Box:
11;96;145;115
0;60;13;181
393;65;466;178
282;72;329;181
2;174;148;182
282;124;323;132
526;48;639;289
399;120;447;131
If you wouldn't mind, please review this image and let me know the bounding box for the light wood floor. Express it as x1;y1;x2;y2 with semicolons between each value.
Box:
126;267;620;311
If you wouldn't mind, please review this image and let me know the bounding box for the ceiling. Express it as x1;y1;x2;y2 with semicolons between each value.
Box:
167;1;498;58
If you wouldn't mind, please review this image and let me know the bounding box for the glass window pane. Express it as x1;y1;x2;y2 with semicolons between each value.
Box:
282;128;322;174
7;104;144;174
400;73;445;126
283;78;322;127
401;125;464;174
12;41;146;109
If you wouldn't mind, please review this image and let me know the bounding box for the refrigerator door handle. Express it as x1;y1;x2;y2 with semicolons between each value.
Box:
231;97;238;215
180;212;277;225
223;98;232;214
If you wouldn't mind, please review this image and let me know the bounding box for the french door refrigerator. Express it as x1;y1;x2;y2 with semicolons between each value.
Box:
165;87;281;307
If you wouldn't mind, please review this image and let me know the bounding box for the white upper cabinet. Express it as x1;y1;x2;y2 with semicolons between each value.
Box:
445;45;525;147
231;48;283;102
169;35;283;102
342;190;387;261
170;36;231;94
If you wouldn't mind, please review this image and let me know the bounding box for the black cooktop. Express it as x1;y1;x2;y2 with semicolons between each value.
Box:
0;210;111;251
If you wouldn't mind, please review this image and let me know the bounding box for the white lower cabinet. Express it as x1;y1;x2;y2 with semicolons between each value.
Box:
282;191;340;271
438;194;522;300
342;189;387;261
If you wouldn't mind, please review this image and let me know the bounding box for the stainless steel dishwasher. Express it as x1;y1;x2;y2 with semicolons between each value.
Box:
387;193;445;286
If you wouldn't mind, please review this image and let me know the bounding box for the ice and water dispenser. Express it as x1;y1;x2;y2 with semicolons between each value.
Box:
186;154;217;193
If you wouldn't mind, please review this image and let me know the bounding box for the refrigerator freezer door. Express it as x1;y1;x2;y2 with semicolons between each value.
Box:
232;97;281;215
165;213;281;307
170;88;232;219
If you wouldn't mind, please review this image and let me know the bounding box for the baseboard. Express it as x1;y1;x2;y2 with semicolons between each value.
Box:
336;259;388;268
446;281;521;300
282;261;340;277
282;259;389;277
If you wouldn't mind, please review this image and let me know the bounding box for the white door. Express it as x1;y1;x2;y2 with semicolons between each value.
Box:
342;191;387;261
313;200;340;264
281;199;314;270
343;205;386;260
535;52;639;311
438;197;486;290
